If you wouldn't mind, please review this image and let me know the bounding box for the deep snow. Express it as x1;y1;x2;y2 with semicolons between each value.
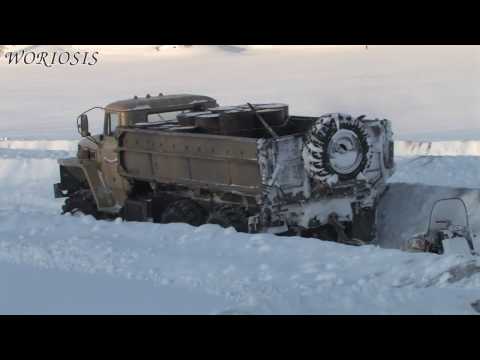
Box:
1;208;480;315
2;45;480;314
0;143;480;314
0;261;229;315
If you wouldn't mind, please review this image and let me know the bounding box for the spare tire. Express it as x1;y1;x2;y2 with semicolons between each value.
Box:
62;190;100;219
302;113;371;184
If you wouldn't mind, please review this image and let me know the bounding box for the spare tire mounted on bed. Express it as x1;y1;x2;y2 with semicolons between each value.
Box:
302;113;372;185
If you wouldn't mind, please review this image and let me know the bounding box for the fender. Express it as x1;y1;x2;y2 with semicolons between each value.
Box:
55;158;118;213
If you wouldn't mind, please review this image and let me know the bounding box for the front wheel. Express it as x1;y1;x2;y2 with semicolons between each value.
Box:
62;190;99;218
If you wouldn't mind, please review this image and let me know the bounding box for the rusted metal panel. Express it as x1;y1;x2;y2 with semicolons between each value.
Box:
122;152;153;178
152;154;190;180
190;158;230;183
229;161;262;187
118;129;261;194
121;130;258;159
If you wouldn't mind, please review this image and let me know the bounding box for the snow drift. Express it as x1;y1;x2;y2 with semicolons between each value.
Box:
396;141;480;157
1;209;480;314
1;142;480;314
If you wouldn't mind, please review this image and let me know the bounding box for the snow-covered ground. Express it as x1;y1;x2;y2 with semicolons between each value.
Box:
0;139;479;314
2;45;480;314
2;208;480;315
0;261;229;315
1;181;480;315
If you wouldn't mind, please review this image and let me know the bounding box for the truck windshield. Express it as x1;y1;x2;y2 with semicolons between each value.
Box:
147;111;184;123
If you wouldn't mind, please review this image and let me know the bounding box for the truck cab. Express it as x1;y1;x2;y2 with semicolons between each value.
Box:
55;94;218;214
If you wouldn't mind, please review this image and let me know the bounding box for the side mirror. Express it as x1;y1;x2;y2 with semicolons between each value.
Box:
79;114;90;137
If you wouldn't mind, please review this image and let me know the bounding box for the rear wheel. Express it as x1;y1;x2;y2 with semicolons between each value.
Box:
160;199;207;227
207;205;249;233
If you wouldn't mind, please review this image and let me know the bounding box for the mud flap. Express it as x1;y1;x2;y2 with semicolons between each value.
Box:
57;158;117;213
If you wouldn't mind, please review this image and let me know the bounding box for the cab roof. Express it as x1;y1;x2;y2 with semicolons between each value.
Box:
105;94;218;113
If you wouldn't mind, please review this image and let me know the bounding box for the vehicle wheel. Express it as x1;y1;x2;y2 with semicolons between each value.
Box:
303;113;371;184
62;190;99;218
160;199;207;227
207;205;248;233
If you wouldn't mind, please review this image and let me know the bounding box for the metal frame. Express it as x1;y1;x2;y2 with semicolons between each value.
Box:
426;197;475;253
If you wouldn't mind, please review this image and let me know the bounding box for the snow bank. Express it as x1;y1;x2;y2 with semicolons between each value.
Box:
0;210;479;314
390;156;480;189
0;157;61;212
0;139;77;152
396;140;480;157
0;148;70;160
0;141;480;313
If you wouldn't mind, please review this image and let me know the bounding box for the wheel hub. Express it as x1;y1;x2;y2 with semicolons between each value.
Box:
327;129;363;175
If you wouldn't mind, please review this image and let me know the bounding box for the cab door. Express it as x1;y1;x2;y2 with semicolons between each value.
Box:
99;112;129;206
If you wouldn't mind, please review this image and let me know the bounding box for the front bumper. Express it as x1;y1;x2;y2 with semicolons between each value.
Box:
53;163;88;199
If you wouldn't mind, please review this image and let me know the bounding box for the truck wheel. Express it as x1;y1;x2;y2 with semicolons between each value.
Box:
303;113;370;184
207;206;248;233
62;190;99;218
160;199;207;227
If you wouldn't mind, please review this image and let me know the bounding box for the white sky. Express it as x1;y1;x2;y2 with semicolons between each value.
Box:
1;45;480;140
